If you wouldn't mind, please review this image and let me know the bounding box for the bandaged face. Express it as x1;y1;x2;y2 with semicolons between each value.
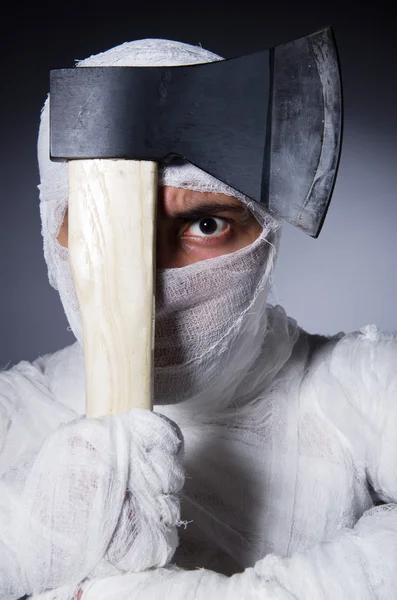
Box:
56;186;263;268
39;38;282;404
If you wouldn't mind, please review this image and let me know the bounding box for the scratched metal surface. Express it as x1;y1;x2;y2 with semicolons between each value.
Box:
267;27;342;237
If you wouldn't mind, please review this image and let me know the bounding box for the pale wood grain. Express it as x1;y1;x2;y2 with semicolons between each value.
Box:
68;159;157;417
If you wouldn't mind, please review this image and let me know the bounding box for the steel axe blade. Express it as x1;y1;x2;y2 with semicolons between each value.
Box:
50;26;342;237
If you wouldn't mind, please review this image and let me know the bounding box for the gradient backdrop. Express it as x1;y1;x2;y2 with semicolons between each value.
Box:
1;2;396;367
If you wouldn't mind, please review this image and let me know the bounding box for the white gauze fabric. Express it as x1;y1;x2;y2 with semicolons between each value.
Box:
1;36;396;600
0;401;184;599
37;38;282;405
29;37;283;599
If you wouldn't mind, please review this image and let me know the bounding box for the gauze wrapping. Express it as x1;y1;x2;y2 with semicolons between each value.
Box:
0;35;393;600
74;505;397;600
1;407;184;598
155;223;279;404
37;38;281;405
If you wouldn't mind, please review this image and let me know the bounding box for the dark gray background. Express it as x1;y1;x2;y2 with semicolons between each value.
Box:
1;2;396;367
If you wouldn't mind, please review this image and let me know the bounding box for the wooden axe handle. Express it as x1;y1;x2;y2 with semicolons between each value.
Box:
68;159;157;418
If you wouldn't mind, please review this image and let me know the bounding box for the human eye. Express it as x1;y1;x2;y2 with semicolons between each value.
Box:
184;216;231;239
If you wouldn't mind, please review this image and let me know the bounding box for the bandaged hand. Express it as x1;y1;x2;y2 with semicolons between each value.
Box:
16;409;184;593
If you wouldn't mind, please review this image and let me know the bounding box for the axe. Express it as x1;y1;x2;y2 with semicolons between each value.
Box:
49;27;342;418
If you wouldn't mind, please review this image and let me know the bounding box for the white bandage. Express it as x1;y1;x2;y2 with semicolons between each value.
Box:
4;409;183;596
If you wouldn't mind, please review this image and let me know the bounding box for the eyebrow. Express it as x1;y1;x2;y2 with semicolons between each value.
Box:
169;201;250;221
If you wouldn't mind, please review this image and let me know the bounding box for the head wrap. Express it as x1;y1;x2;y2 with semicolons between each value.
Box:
37;38;285;405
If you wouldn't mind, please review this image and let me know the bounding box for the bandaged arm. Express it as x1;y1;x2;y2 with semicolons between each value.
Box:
44;329;397;599
5;329;397;599
0;361;183;600
0;361;76;600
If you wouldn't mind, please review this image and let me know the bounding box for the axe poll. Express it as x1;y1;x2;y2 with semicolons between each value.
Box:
49;26;342;418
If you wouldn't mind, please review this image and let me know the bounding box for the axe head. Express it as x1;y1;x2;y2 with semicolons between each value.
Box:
50;27;342;237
